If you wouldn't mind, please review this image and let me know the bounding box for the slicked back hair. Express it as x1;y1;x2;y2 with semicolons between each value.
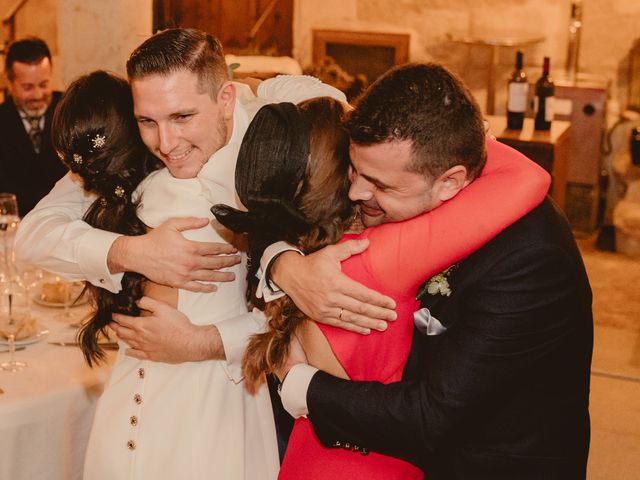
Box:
126;28;228;99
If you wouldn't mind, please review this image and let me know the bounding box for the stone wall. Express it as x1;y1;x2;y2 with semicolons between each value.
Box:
294;0;640;115
4;0;639;115
2;0;152;89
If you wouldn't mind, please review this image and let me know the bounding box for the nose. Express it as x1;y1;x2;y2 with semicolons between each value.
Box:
157;123;179;155
27;87;45;102
348;175;373;202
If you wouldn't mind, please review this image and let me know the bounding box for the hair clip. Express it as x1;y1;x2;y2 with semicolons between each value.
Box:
114;185;125;198
73;153;83;165
92;134;106;149
57;151;64;161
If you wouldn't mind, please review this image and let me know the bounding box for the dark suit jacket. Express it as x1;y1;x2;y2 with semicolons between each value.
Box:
0;91;67;216
307;198;593;479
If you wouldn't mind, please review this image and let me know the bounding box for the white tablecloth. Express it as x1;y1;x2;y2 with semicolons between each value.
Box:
0;301;114;480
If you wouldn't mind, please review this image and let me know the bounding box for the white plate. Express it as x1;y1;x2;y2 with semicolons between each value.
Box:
33;293;88;308
0;327;49;346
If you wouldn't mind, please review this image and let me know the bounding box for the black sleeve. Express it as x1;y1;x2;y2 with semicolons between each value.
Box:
307;242;586;468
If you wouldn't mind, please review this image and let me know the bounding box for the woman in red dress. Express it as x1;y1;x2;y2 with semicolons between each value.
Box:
212;91;550;479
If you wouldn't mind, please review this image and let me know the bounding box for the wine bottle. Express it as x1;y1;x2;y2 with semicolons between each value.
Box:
534;57;555;131
506;50;528;130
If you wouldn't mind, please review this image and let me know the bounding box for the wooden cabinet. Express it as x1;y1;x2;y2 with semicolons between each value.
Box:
487;115;571;212
153;0;293;56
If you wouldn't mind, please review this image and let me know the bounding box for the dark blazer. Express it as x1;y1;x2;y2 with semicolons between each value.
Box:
307;198;593;480
0;91;67;216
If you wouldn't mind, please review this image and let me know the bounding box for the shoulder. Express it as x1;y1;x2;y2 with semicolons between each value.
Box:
258;74;347;104
463;198;587;285
51;91;63;106
0;98;15;119
0;101;18;136
45;92;64;117
485;198;572;253
138;167;168;188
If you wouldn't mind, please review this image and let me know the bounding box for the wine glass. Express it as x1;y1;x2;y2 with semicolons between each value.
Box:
0;331;27;372
0;261;16;326
16;265;44;320
1;268;26;371
0;193;19;324
54;279;82;322
0;193;20;263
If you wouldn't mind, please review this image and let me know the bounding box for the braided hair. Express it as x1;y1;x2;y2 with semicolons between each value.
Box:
212;98;354;391
53;70;161;366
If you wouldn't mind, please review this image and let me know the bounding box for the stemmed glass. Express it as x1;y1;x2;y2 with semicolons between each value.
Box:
0;193;19;261
0;194;26;371
16;266;44;320
54;279;82;322
0;269;26;372
0;332;27;372
0;193;20;324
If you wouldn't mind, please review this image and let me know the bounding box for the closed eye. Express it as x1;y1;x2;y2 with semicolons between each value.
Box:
174;113;194;122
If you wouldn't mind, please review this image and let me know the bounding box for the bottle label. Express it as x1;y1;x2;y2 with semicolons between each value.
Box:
507;83;528;112
545;96;555;122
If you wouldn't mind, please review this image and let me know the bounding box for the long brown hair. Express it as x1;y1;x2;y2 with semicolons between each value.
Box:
231;98;354;391
53;71;161;366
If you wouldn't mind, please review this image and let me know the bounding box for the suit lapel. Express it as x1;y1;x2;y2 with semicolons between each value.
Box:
2;96;37;158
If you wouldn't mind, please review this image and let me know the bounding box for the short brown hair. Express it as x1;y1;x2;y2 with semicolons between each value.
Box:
126;28;228;98
347;63;486;181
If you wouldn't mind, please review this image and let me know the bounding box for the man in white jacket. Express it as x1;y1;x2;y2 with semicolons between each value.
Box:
15;28;390;370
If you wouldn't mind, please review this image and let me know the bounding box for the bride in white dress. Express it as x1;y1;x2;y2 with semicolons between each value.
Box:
52;70;345;480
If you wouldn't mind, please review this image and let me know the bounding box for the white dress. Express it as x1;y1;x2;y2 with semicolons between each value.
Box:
82;77;347;480
83;93;279;480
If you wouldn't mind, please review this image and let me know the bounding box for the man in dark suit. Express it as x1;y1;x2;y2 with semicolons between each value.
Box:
0;37;66;216
271;63;593;479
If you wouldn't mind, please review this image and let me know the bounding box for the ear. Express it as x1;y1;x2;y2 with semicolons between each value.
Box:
216;81;236;119
433;165;470;202
5;75;15;96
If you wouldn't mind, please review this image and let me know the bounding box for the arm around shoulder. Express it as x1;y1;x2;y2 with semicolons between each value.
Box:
15;172;123;292
305;235;590;468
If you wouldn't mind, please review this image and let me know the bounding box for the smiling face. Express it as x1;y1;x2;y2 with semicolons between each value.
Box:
7;58;53;116
348;139;443;227
131;69;235;179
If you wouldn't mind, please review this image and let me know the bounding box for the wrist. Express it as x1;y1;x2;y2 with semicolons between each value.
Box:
107;235;132;274
193;324;224;361
270;251;301;293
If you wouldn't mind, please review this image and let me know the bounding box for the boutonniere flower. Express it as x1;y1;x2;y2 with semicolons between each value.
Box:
417;265;457;300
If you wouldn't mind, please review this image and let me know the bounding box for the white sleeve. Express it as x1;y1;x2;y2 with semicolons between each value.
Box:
255;241;303;302
14;172;124;293
280;363;318;418
217;308;268;383
257;75;347;105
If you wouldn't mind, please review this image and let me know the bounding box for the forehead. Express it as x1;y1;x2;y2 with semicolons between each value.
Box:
10;58;52;83
131;69;215;118
349;140;413;174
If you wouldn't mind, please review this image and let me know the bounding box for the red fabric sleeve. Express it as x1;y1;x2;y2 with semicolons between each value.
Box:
359;139;551;296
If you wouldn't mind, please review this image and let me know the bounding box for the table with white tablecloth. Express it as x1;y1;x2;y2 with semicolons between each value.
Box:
0;301;114;480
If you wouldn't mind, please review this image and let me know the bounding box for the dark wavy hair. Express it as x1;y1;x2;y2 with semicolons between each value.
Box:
52;70;161;366
212;98;354;390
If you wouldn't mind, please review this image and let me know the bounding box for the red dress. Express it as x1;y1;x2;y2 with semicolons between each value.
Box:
278;140;551;479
